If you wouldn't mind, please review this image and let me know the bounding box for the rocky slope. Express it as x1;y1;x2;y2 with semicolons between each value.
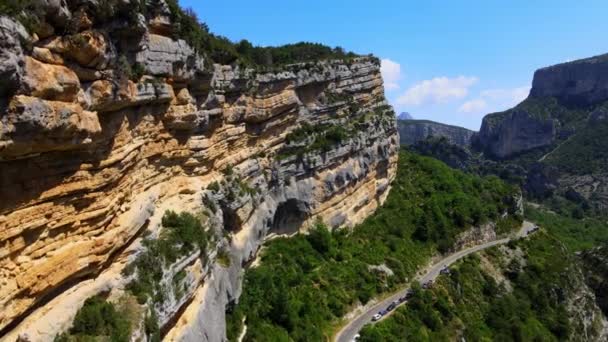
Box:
0;2;398;341
580;245;608;318
398;119;474;147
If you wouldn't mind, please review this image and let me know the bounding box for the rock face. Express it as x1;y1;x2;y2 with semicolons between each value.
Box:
398;119;474;147
475;53;608;208
0;4;398;341
477;109;557;159
530;54;608;107
477;54;608;160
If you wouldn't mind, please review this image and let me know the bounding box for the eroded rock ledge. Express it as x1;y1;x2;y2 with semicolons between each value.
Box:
0;2;397;341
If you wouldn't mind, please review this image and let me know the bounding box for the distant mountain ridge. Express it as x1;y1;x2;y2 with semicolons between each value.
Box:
398;112;414;120
398;119;475;147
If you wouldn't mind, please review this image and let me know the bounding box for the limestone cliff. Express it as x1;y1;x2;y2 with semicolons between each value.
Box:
0;2;398;341
398;119;474;147
477;53;608;160
475;53;608;208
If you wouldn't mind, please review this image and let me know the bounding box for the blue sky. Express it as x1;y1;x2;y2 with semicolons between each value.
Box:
181;0;608;130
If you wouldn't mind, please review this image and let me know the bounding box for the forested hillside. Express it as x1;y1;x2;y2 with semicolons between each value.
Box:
226;150;520;341
360;233;607;341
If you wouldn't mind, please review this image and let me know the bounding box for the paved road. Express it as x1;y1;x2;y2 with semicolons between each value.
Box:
335;221;537;342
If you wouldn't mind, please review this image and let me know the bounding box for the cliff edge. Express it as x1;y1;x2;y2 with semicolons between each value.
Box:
0;1;398;340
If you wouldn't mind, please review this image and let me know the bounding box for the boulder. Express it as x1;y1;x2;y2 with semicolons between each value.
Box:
1;95;101;155
0;17;28;99
136;34;204;82
22;56;80;102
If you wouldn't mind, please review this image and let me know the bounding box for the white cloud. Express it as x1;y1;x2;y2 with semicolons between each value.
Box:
396;76;478;106
380;59;402;91
480;86;530;104
458;86;530;115
459;99;487;113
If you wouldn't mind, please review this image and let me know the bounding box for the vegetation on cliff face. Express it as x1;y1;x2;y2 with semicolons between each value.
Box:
360;233;589;341
278;105;396;160
544;119;608;175
524;205;608;252
124;211;208;305
55;295;138;342
163;0;358;66
580;244;608;317
225;150;519;341
1;0;359;66
56;211;208;341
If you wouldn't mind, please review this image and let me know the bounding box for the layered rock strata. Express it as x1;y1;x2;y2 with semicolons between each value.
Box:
398;119;474;147
0;2;398;341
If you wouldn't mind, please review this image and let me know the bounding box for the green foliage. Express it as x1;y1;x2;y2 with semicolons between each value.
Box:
237;41;357;67
226;150;518;340
495;215;522;236
117;55;133;80
222;164;234;176
131;63;146;81
217;248;231;267
279;123;352;159
164;0;357;66
207;181;220;192
580;244;608;316
56;295;131;342
361;234;574;341
307;220;333;255
525;204;608;252
0;0;45;33
144;312;161;342
126;211;207;305
483;97;588;131
544;119;608;175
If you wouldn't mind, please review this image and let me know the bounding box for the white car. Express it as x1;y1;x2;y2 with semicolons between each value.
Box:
351;334;361;342
372;313;382;321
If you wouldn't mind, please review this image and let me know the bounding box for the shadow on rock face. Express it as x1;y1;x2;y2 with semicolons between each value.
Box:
271;199;308;235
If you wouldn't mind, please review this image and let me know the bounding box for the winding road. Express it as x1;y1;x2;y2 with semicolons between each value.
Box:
335;221;538;342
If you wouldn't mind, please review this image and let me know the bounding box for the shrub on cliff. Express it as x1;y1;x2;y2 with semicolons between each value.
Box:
164;0;357;66
55;295;133;342
125;211;208;305
0;0;45;32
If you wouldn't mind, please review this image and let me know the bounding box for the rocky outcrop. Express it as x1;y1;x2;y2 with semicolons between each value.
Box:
477;109;557;159
477;54;608;160
0;3;398;341
530;53;608;107
580;245;608;318
398;119;474;147
474;53;608;208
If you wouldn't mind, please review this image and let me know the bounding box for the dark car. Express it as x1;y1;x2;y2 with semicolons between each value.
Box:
440;266;450;275
422;280;433;289
404;290;414;299
387;303;396;311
